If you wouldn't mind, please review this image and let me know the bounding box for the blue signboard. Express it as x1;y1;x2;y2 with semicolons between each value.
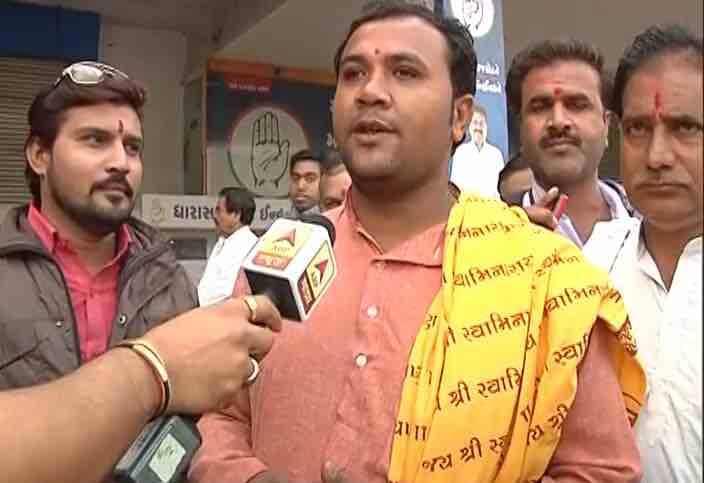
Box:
442;0;508;162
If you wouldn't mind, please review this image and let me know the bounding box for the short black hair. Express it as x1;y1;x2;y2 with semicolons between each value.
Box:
506;39;611;115
612;24;703;117
321;148;346;175
218;187;255;225
289;149;322;173
334;0;477;99
472;103;487;120
498;151;530;186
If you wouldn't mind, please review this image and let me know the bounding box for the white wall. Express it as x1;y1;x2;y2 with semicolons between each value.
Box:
503;0;703;69
99;21;187;195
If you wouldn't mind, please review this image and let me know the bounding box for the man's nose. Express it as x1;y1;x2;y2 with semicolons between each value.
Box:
646;125;676;171
106;142;130;173
356;71;392;107
548;103;573;130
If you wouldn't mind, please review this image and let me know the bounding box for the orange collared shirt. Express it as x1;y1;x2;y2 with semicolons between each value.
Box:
190;196;640;483
27;203;131;362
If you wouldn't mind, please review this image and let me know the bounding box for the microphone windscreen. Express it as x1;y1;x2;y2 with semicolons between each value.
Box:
299;213;336;246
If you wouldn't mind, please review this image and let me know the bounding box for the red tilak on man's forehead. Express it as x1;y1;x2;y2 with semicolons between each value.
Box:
654;91;663;118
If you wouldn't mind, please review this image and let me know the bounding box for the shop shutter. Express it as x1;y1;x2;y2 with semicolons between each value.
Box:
0;57;65;204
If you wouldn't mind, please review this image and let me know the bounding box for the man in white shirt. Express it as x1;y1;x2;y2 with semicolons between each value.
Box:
198;187;258;306
583;24;702;482
449;104;504;198
506;39;632;250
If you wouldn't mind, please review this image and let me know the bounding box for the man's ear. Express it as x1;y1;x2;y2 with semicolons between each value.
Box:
25;136;50;178
452;94;474;145
603;110;613;148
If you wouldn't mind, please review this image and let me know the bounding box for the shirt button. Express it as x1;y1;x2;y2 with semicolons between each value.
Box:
55;320;63;328
366;305;379;319
355;353;368;368
117;314;127;326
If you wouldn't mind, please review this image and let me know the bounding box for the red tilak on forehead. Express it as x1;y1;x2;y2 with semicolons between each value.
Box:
553;87;563;98
117;120;125;133
654;91;663;118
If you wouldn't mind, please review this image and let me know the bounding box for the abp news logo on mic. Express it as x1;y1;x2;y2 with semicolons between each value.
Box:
243;217;336;321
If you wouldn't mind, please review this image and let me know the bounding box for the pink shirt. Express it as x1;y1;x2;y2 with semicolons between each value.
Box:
190;199;640;483
27;204;131;363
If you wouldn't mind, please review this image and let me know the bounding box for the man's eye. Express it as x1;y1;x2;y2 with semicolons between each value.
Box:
624;121;650;138
125;143;142;156
567;100;590;111
341;67;364;82
527;101;549;113
394;66;418;80
675;120;702;135
85;134;106;145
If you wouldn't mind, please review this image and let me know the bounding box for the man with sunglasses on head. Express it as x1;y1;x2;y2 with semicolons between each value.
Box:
0;62;282;483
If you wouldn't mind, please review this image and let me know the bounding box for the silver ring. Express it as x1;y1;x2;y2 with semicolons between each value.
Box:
245;357;260;384
242;295;258;323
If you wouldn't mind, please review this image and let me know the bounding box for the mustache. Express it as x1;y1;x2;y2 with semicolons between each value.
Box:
91;174;134;198
539;131;581;149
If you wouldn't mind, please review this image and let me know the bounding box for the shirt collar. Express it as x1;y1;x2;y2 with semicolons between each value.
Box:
528;180;630;220
224;224;252;240
635;220;702;291
27;202;132;259
336;194;444;267
296;205;320;217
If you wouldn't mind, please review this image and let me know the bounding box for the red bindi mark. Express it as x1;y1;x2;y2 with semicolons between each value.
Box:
654;90;663;119
553;87;563;98
374;48;380;55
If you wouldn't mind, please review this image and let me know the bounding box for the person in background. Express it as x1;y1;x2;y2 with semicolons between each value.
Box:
0;60;282;481
506;39;632;249
498;150;534;204
0;61;196;391
319;149;352;211
288;149;322;218
449;103;505;198
583;24;702;483
190;4;643;483
198;187;258;306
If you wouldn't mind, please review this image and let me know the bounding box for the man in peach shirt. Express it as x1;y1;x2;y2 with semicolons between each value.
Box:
189;4;640;483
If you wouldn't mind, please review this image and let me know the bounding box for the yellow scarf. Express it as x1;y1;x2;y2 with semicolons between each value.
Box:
388;195;645;483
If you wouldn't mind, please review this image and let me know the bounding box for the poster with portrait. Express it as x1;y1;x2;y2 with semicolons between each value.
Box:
442;0;508;162
205;59;335;228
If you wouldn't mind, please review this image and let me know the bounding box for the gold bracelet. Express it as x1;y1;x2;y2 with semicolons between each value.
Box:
117;338;171;419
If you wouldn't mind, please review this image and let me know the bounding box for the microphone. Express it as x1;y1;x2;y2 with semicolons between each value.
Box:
113;214;337;483
242;213;337;321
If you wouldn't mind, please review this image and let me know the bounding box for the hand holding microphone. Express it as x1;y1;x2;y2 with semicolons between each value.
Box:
115;214;337;483
141;295;282;415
